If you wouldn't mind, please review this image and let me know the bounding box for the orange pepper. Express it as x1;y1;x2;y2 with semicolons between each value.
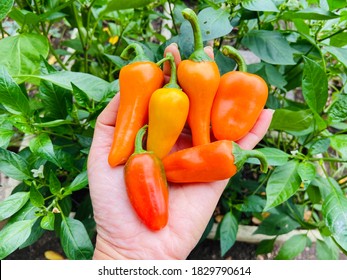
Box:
124;125;169;231
177;8;220;146
108;43;164;167
211;45;268;141
162;141;268;183
146;52;189;159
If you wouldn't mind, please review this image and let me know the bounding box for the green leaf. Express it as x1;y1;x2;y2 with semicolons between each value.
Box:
0;33;49;84
270;109;314;135
240;195;266;212
66;170;88;192
242;30;297;65
330;135;347;159
6;201;39;226
302;57;328;114
220;212;238;256
308;138;330;155
198;7;233;41
0;219;35;259
60;217;94;260
40;212;55;231
242;0;279;12
275;234;308;260
329;32;347;47
0;65;30;115
105;0;154;11
324;46;347;69
327;0;347;10
282;8;340;20
20;218;44;249
256;238;276;255
254;213;301;236
0;147;32;180
265;161;301;210
0;0;14;21
29;134;61;167
328;94;347;123
29;184;44;207
298;162;316;187
35;71;113;102
316;237;340;260
322;192;347;251
71;83;90;108
247;148;289;166
0;123;14;148
49;171;61;195
0;192;29;221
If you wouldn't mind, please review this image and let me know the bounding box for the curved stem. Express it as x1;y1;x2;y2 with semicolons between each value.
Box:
221;45;247;72
232;142;268;173
163;52;180;89
134;125;148;154
182;8;212;62
120;43;148;62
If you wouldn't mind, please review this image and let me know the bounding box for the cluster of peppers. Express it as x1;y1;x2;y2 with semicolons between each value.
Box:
107;8;269;231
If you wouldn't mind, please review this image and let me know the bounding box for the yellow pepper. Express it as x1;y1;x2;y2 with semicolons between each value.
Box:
146;53;189;159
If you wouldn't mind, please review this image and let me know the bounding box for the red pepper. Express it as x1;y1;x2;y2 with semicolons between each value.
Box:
211;45;268;141
162;141;268;183
124;125;169;231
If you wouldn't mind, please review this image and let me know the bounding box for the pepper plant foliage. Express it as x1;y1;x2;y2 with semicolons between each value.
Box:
0;0;346;260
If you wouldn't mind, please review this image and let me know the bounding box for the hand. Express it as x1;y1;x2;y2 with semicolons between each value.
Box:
87;43;274;260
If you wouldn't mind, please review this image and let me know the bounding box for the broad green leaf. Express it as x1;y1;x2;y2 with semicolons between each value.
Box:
0;0;14;21
49;171;61;195
20;219;44;249
275;234;308;260
324;46;347;69
298;162;316;187
0;66;30;115
0;219;35;259
306;185;322;204
105;0;154;11
0;33;49;84
330;135;347;159
0;147;32;180
38;59;72;120
198;7;233;41
322;192;347;251
308;138;330;155
66;170;88;192
311;176;343;200
35;71;113;102
242;0;279;12
330;32;347;47
239;195;266;212
270;109;314;135
254;213;301;236
0;192;29;221
302;57;328;114
220;212;238;256
247;148;289;166
29;184;44;207
256;238;276;255
327;0;347;10
60;217;94;260
316;237;340;260
71;83;90;108
328;94;347;123
265;161;301;210
6;201;39;226
29;134;61;167
282;8;340;20
242;30;297;65
40;212;55;231
0;120;14;148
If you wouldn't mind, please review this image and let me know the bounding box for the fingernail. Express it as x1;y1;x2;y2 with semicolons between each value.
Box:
168;42;178;48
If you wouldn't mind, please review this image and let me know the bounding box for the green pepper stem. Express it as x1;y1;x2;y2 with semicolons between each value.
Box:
134;125;148;154
120;43;149;62
182;8;212;62
232;142;268;173
164;52;180;89
221;45;247;72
